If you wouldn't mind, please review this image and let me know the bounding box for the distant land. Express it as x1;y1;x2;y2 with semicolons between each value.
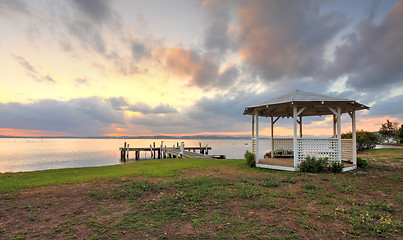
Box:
0;132;382;140
0;135;269;140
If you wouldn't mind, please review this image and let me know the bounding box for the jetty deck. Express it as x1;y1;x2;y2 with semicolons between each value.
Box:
165;147;211;159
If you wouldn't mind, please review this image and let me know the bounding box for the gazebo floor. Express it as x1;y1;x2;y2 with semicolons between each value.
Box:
258;158;354;168
258;157;294;167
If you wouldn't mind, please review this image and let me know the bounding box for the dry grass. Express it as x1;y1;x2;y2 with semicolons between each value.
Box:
0;149;402;239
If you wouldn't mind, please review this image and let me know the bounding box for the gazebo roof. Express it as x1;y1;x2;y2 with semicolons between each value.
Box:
243;90;369;117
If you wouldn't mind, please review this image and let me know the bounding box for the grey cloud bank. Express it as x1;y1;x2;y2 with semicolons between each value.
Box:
0;0;402;136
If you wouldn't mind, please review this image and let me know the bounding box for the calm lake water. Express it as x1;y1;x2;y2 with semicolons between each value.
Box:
0;138;271;173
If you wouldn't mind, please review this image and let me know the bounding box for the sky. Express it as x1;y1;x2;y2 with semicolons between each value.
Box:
0;0;402;137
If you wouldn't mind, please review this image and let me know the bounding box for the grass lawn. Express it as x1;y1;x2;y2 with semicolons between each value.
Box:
0;158;244;192
0;149;402;239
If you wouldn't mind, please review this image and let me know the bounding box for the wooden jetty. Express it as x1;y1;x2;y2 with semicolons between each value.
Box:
165;148;211;159
119;141;218;162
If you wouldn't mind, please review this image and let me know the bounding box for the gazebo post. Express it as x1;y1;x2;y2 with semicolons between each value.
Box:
252;113;255;139
333;115;337;138
255;111;259;163
271;117;274;158
293;105;298;169
299;116;303;138
337;106;342;162
352;110;357;165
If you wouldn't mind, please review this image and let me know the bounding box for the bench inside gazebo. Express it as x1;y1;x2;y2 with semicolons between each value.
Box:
243;90;369;172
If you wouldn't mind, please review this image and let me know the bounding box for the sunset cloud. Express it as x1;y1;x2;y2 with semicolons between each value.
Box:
202;0;237;57
165;48;219;88
237;0;346;81
0;98;124;135
71;0;115;24
0;0;401;137
12;55;57;83
328;1;403;91
164;48;241;90
131;39;151;62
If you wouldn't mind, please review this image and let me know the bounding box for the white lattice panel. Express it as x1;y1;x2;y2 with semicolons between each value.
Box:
273;138;293;151
273;138;294;157
341;139;353;162
297;138;338;163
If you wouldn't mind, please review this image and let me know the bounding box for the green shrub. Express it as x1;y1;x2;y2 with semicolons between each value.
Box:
341;130;381;151
264;151;272;158
395;124;403;143
244;150;256;168
357;157;368;168
330;161;344;173
299;156;328;173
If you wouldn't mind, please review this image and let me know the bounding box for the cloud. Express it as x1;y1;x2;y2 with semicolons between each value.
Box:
0;96;182;136
43;75;56;83
75;78;89;86
12;54;56;83
327;1;403;91
165;48;240;90
107;97;129;110
0;97;125;135
165;48;218;87
202;0;237;57
12;54;36;72
237;0;346;81
127;89;261;135
128;103;178;114
60;1;150;76
66;20;108;56
71;0;115;25
218;65;239;87
106;97;177;115
0;0;29;17
0;95;185;135
105;96;178;114
367;94;403;118
131;40;151;62
61;0;122;59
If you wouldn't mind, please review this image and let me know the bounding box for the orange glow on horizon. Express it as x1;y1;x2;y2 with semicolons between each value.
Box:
106;133;123;137
1;115;400;137
0;128;71;137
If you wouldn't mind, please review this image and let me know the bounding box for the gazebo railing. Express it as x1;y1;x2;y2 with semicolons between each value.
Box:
296;138;338;163
270;138;354;165
341;139;353;162
273;138;294;157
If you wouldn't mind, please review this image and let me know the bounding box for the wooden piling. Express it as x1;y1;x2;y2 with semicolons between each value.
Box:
127;144;129;160
153;142;156;159
121;149;126;161
159;141;163;159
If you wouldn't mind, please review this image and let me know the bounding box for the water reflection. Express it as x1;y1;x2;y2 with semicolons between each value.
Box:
0;138;271;173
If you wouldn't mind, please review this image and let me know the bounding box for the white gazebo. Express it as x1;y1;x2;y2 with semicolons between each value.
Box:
243;90;369;172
